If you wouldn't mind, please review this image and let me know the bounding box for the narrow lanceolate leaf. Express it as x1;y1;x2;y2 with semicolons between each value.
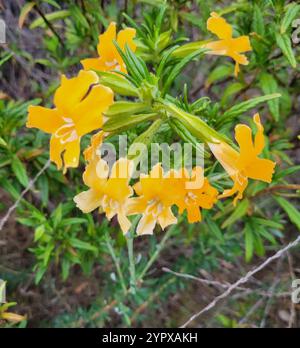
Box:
280;3;300;34
274;196;300;231
97;71;139;97
105;101;150;118
162;48;206;95
30;10;70;29
103;113;157;132
252;4;265;36
275;33;297;68
18;2;35;28
205;64;233;88
221;199;249;229
259;73;280;121
218;93;281;126
11;156;29;187
244;223;254;262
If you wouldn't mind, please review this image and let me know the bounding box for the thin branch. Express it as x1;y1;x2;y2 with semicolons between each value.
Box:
180;234;300;328
0;160;51;232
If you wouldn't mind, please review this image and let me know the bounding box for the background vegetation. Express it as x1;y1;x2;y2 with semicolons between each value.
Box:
0;0;300;328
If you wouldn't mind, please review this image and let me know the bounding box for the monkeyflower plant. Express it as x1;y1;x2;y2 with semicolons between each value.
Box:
27;10;278;291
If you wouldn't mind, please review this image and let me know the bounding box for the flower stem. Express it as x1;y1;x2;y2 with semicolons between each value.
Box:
138;222;178;281
126;216;140;294
105;232;127;295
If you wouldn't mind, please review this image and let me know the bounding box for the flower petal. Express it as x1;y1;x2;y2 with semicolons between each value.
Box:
84;131;105;162
117;27;136;51
158;206;177;230
97;22;117;62
136;214;157;235
186;205;202;223
253;113;264;155
63;137;81;172
54;70;99;116
208;140;240;178
27;106;63;134
207;12;232;40
49;135;81;172
117;213;132;234
230;36;252;53
81;57;108;72
73;84;114;136
74;188;102;213
83;157;109;188
245;157;276;183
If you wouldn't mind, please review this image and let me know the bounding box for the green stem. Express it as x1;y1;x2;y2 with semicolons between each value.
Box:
138;222;178;281
105;233;127;295
126;216;140;293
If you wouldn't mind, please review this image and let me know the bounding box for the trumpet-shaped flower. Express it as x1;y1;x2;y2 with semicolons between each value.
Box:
81;22;136;74
128;164;181;235
27;70;114;172
172;167;218;223
74;153;134;234
208;113;276;205
205;12;252;76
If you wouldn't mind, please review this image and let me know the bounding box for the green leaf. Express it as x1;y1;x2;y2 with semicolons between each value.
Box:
253;233;265;257
69;238;98;252
0;53;13;67
97;71;139;97
105;101;150;117
273;165;300;181
222;199;249;229
207;217;225;242
61;259;70;281
281;3;300;34
221;82;245;105
162;48;206;94
218;93;281;126
244;223;254;262
30;10;70;29
11;156;29;187
252;4;265;36
205;64;234;88
18;2;35;28
34;225;45;242
35;266;47;284
59;218;87;227
103;113;157;132
259;72;280;121
274;196;300;230
251;217;283;230
52;204;62;228
275;32;297;68
0;136;7;148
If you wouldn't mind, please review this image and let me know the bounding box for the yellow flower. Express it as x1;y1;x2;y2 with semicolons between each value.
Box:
205;12;252;76
27;70;114;173
208;113;276;205
173;167;218;223
81;22;136;74
74;151;134;234
128;164;180;235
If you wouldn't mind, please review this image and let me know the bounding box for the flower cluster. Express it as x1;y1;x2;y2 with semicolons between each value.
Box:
26;14;276;236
